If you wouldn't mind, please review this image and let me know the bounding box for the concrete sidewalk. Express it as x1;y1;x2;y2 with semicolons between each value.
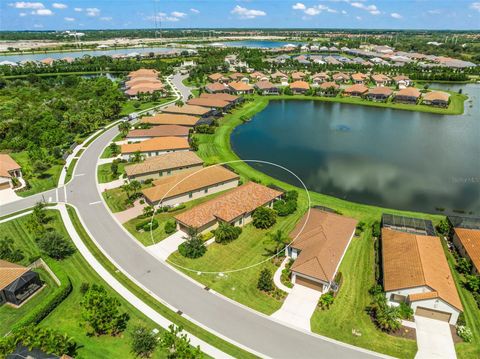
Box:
99;178;125;191
273;257;292;293
146;230;187;261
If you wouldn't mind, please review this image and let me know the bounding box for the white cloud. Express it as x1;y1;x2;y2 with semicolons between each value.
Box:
32;8;53;15
64;16;74;21
171;11;186;18
33;23;43;27
86;7;100;16
148;12;183;22
304;7;321;15
74;7;82;12
9;2;44;9
19;12;27;16
427;9;441;14
52;2;67;9
390;12;402;19
471;2;480;12
231;5;266;19
292;2;306;10
350;1;380;15
100;16;112;21
190;8;200;14
356;15;362;20
341;10;347;14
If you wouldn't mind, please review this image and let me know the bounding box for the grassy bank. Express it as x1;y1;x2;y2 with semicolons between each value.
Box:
64;158;78;184
97;161;126;183
120;97;174;116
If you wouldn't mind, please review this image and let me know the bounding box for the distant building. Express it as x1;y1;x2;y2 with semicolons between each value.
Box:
0;154;22;191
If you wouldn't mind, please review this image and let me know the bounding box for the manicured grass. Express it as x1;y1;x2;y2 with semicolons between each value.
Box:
64;158;78;184
76;148;85;157
67;206;258;359
10;151;63;197
97;161;126;183
100;146;115;159
120;97;174;116
0;210;170;358
102;183;152;213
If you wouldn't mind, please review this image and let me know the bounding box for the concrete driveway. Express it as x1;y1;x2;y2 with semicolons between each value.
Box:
271;284;322;331
414;316;456;359
146;230;187;260
0;188;21;205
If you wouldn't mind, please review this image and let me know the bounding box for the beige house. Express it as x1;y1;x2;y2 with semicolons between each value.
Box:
120;137;190;160
126;125;190;141
142;166;240;207
0;154;22;190
125;151;203;182
139;114;200;127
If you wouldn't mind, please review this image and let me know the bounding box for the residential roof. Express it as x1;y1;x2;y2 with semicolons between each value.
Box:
289;209;357;283
205;82;228;93
187;97;231;109
271;71;287;79
423;91;450;102
367;87;393;96
381;228;462;311
0;154;21;178
142;166;239;203
319;82;339;90
139;114;200;127
371;74;391;82
291;71;306;80
393;75;410;81
396;87;421;98
126;77;161;87
344;84;369;94
454;227;480;272
289;81;310;90
162;104;212;116
332;72;349;80
229;72;243;80
121;137;190;154
251;71;266;79
0;259;29;290
175;182;282;228
125;151;203;176
128;69;159;78
208;73;225;81
200;93;239;103
351;73;368;81
228;81;254;92
125;83;164;96
126;125;189;139
255;80;278;90
312;72;329;80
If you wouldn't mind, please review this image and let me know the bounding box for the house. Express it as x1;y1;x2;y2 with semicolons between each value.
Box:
124;69;164;98
40;58;55;66
125;151;203;182
208;73;228;83
371;74;391;87
366;87;393;101
422;91;450;107
187;97;232;112
139;114;201;127
382;227;463;324
270;71;289;85
162;104;214;118
393;75;412;88
228;81;254;95
0;154;22;191
318;82;339;96
128;69;159;78
332;72;350;83
286;209;357;292
394;87;421;104
205;82;229;94
120;137;190;160
125;82;164;97
343;84;369;97
291;71;306;81
250;71;268;82
289;81;310;94
229;72;243;81
324;56;341;65
0;260;42;306
449;216;480;274
200;93;241;106
311;72;329;86
126;125;190;141
175;182;282;234
254;81;280;95
142;166;240;207
351;73;368;84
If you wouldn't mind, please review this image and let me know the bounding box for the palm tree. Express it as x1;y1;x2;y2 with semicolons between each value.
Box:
268;230;289;256
175;99;184;107
132;150;142;163
118;121;130;136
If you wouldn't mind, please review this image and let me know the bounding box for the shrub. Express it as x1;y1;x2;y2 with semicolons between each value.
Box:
457;312;466;326
214;222;242;243
355;221;366;236
80;282;90;295
472;292;480;309
464;274;480;292
398;302;414;320
0;236;24;263
252;207;276;229
195;124;215;134
456;326;473;343
37;231;75;260
436;219;451;236
178;235;206;259
135;219;158;232
371;221;381;238
318;292;335;310
164;220;177;234
456;258;473;275
130;325;158;358
257;268;274;292
168;204;186;212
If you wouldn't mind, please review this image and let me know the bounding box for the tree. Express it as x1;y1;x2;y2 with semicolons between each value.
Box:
464;274;480;292
214;222;242;243
37;231;75;260
252;207;276;229
190;136;199;151
268;230;289;256
436;219;451;236
109;142;120;157
371;221;381;238
111;160;119;178
32;201;48;224
164;220;177;234
159;325;202;359
318;292;335;310
132;151;143;163
33;159;51;177
130;180;142;194
457;257;473;275
0;237;24;263
175;100;184;107
118;121;130;136
81;284;130;336
178;232;206;259
257;268;274;292
130;325;158;358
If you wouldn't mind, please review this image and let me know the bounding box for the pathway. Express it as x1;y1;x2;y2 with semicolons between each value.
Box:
114;199;147;224
414;316;456;359
98;178;125;191
146;230;187;261
273;257;292;293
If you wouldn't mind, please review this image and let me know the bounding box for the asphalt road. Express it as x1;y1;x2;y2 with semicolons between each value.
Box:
171;72;193;101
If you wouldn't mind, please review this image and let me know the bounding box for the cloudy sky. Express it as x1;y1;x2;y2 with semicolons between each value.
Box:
2;0;480;30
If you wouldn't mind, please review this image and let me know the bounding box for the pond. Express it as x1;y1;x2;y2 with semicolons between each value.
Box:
223;40;302;49
231;84;480;214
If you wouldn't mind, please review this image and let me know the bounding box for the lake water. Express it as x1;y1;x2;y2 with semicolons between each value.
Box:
223;41;302;49
231;84;480;214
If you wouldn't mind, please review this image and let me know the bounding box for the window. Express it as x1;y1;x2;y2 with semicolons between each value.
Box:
390;293;406;303
167;170;171;175
204;188;208;194
189;192;193;198
239;217;243;225
159;171;163;177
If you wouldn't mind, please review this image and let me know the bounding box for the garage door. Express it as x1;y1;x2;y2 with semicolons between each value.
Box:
415;307;451;322
0;182;11;190
295;276;324;291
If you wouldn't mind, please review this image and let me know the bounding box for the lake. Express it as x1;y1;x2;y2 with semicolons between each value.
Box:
231;84;480;214
224;41;302;49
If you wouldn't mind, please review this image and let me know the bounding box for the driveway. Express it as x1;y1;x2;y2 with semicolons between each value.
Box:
99;178;125;191
414;316;456;359
146;230;187;261
0;188;21;205
271;284;322;331
114;199;146;223
171;72;192;100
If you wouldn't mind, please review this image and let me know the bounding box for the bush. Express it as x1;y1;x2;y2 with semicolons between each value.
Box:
168;204;186;212
130;325;158;358
164;220;177;234
178;235;206;259
0;236;24;263
135;219;158;232
371;221;381;238
257;268;274;292
436;219;451;236
252;207;276;229
355;221;366;236
456;326;473;343
472;292;480;309
37;231;75;260
80;282;90;295
318;292;335;310
195;124;215;134
456;257;473;275
457;312;466;326
214;222;242;243
464;274;480;292
398;302;414;320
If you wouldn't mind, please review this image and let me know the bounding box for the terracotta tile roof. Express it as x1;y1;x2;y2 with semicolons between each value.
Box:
393;75;410;81
126;125;189;139
121;137;189;154
319;82;339;90
290;209;357;282
229;72;243;80
228;81;254;92
139;114;200;127
367;87;393;96
251;71;266;79
162;105;212;116
351;73;368;81
396;87;421;98
409;291;439;302
271;71;287;79
200;93;239;103
255;80;278;90
0;259;29;290
125;151;202;176
128;69;159;78
312;72;329;80
371;74;391;82
208;73;226;81
0;154;21;178
454;227;480;272
142;166;239;203
289;81;310;90
381;228;462;311
125;82;164;96
126;77;161;87
205;82;228;93
332;72;350;81
344;84;369;94
187;97;231;109
175;182;282;229
423;91;450;102
291;71;306;80
41;58;55;65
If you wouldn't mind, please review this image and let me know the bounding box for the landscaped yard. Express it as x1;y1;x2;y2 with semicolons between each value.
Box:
120;97;174;116
97;161;127;183
102;182;153;213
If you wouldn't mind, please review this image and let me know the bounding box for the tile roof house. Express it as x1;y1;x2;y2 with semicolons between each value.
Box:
450;217;480;274
125;151;203;182
366;87;393;101
311;72;329;85
351;73;369;84
382;228;462;324
332;72;350;83
126;125;190;141
422;91;450;107
175;182;282;234
200;93;241;105
0;154;22;191
254;80;280;95
208;73;228;83
291;71;306;81
287;209;357;292
162;104;214;118
187;97;232;111
205;82;229;94
125;69;164;97
343;84;369;97
143;166;240;206
393;75;412;88
394;87;421;104
228;81;254;95
270;71;289;85
0;260;42;306
120;137;190;160
289;81;310;94
371;74;391;86
139;114;200;127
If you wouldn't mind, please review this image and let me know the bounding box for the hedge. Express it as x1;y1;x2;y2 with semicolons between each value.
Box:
135;218;159;232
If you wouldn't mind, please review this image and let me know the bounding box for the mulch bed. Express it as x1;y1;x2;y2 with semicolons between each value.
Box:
390;325;417;341
450;325;463;344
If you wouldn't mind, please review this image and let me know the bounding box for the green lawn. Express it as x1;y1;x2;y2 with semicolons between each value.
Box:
120;97;174;116
0;210;171;358
10;151;63;197
102;183;153;213
100;146;115;159
97;162;126;183
64;158;78;184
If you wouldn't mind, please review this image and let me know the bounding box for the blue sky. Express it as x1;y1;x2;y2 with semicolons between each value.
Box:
2;1;480;31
